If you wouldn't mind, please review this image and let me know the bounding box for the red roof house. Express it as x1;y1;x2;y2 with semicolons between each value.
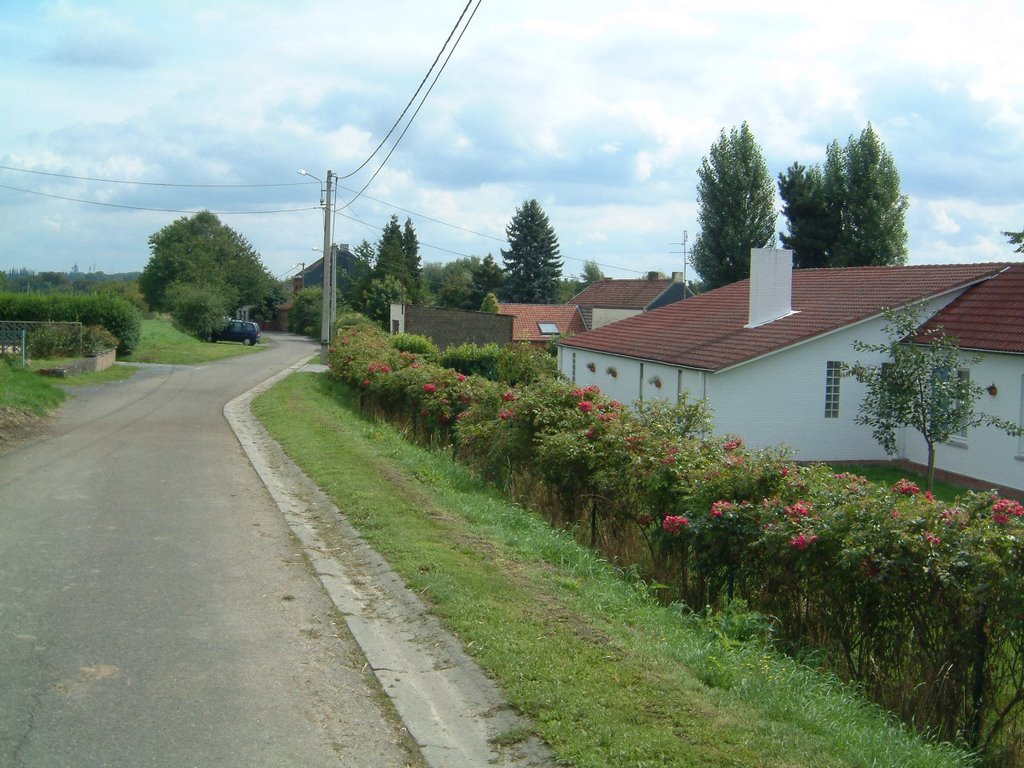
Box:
557;249;1022;493
497;303;586;345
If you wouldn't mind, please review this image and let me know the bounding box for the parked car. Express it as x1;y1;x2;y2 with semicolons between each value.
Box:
210;319;261;345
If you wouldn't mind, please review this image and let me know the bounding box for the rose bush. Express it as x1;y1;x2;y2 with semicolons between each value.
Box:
327;316;1024;757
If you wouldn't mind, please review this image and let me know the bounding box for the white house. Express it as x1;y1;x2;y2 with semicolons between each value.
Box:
557;249;1023;493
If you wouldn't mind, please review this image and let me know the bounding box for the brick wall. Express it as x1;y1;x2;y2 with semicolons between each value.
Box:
401;305;513;350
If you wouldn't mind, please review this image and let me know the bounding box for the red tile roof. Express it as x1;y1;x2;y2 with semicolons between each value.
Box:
570;278;674;309
914;263;1024;354
497;304;586;343
559;263;1011;371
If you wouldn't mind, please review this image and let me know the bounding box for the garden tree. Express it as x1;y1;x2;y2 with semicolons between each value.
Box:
558;260;605;302
361;275;404;328
421;257;479;310
848;306;1021;490
501;199;562;303
288;286;323;338
140;210;275;313
165;282;228;339
479;292;500;313
692;122;777;289
469;254;505;308
1004;228;1024;252
779;125;908;269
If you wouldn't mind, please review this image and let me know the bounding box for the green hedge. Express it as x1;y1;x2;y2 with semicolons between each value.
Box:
328;319;1024;761
0;293;142;355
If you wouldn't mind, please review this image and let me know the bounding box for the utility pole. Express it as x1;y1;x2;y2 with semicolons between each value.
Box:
319;170;334;364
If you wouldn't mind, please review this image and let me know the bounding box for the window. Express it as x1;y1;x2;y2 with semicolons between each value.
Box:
824;361;841;418
537;322;559;336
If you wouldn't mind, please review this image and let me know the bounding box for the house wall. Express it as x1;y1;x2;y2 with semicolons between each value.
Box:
901;351;1024;492
556;295;1014;476
591;308;641;329
559;319;895;458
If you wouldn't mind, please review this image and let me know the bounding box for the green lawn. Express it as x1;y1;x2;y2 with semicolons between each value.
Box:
253;372;976;768
120;316;268;364
825;462;970;503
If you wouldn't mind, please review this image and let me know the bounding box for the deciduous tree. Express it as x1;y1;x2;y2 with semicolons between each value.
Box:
140;210;274;313
848;307;1021;490
780;125;908;269
692;122;777;289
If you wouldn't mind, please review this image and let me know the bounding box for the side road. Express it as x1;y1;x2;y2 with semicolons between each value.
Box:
225;362;555;768
0;334;421;768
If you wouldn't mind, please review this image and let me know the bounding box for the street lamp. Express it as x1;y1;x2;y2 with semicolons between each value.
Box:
298;169;336;363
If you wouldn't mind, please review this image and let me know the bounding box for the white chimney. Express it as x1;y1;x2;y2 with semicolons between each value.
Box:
745;248;797;328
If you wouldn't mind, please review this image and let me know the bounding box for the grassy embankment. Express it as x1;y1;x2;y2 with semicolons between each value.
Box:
0;317;261;442
253;371;978;768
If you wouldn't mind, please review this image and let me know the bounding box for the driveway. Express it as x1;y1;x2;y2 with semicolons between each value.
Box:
0;334;419;767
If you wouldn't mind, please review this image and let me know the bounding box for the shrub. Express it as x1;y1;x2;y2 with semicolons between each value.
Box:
390;333;439;359
0;292;141;355
289;287;323;338
440;342;501;380
325;312;1024;758
167;282;228;339
27;323;80;358
496;342;558;385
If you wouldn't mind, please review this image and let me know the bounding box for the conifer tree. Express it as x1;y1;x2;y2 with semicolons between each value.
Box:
501;199;562;303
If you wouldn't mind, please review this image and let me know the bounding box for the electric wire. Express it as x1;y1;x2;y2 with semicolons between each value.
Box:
0;182;318;215
334;0;475;181
0;164;311;189
334;0;483;212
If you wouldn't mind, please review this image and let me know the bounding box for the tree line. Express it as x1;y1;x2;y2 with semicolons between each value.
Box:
692;121;912;290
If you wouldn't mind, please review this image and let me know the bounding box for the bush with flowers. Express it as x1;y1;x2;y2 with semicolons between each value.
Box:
326;315;1024;758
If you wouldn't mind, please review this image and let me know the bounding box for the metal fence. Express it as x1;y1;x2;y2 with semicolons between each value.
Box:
0;320;83;367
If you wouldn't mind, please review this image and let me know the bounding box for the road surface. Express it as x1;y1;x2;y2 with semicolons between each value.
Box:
0;334;420;768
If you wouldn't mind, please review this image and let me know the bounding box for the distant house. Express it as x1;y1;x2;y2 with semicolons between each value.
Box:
497;303;586;346
570;271;692;330
293;244;358;289
557;249;1022;494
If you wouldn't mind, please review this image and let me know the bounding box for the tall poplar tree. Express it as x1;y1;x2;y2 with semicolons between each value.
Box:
691;122;777;290
501;199;562;303
779;125;908;269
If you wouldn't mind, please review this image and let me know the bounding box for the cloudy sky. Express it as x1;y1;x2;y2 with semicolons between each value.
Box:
2;0;1022;283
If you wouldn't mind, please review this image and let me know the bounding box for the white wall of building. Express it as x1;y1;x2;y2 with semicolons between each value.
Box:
591;308;641;329
555;292;1024;492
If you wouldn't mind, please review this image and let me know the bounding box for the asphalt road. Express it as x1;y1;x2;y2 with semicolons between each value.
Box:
0;334;420;768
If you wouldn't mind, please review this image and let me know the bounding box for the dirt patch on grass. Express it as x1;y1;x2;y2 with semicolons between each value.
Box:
0;407;50;452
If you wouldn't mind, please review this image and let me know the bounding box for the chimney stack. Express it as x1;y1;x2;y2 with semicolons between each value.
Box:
745;248;796;328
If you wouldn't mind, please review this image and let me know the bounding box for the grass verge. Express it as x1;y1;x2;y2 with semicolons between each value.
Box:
253;372;976;768
121;316;266;364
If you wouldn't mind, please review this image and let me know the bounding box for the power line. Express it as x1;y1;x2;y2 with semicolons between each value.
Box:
0;164;311;189
0;183;318;215
335;0;476;182
335;0;483;212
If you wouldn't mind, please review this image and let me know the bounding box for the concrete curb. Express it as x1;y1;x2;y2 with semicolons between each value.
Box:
224;360;555;768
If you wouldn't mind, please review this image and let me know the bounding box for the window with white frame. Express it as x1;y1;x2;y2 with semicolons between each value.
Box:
824;361;841;418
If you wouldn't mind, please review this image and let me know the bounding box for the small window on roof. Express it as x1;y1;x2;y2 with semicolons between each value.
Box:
537;322;559;335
